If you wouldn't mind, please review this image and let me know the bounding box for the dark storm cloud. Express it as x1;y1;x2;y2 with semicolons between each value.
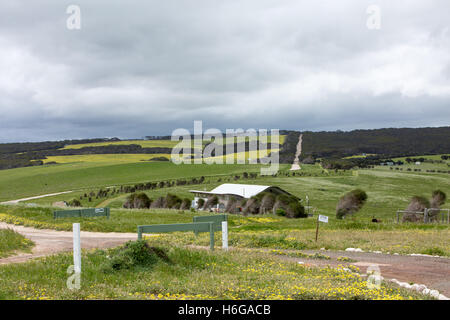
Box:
0;0;449;142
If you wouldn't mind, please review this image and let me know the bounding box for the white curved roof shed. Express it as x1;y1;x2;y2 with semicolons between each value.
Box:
190;183;292;199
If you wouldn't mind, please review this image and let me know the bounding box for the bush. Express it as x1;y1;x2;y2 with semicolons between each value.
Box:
123;193;152;209
259;193;276;214
225;196;239;214
287;202;306;218
431;190;446;208
180;198;192;210
68;198;82;207
273;194;306;218
275;208;286;216
406;196;430;212
203;196;218;210
150;196;165;208
101;240;170;272
165;193;182;209
243;197;260;215
336;189;368;219
150;156;169;161
402;196;430;222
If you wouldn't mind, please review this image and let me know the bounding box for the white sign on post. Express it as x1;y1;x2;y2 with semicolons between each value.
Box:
318;215;329;223
222;221;228;251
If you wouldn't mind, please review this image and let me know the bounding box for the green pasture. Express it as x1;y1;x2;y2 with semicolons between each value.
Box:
0;162;268;202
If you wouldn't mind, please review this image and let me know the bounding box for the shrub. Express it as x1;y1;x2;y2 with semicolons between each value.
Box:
286;201;306;218
225;196;239;214
275;208;286;217
197;198;205;208
402;196;430;222
150;196;165;208
203;196;218;210
180;198;191;210
68;198;82;207
336;189;368;219
431;190;446;208
243;197;260;215
101;240;170;272
259;193;276;214
123;193;152;209
165;193;182;209
406;196;430;212
272;194;305;219
150;156;169;161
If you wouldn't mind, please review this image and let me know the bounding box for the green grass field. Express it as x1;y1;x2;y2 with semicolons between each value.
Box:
0;229;34;258
0;162;268;202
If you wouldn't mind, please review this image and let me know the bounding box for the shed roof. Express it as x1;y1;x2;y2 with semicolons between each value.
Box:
190;183;289;199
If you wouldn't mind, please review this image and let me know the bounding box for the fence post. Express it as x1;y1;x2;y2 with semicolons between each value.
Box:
396;210;399;224
137;226;142;240
424;208;428;223
209;222;214;251
73;223;81;274
193;216;199;236
222;221;228;251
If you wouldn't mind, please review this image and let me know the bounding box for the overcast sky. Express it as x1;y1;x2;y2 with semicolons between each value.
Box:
0;1;449;142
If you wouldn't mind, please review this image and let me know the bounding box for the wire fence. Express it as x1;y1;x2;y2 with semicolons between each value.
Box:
396;208;450;224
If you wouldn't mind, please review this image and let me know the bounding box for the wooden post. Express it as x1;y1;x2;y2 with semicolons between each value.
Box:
209;222;214;251
73;223;81;274
137;226;142;240
315;216;319;242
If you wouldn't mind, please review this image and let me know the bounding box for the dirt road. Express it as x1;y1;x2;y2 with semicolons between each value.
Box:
0;222;136;264
290;133;302;171
290;249;450;296
0;191;73;205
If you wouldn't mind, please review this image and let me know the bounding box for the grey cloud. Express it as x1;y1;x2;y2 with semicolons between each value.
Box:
0;0;449;142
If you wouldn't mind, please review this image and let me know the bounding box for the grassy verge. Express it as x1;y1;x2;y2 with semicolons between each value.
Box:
0;229;34;258
0;241;423;300
156;228;450;257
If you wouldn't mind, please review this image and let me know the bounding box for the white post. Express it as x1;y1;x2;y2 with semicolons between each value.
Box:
73;223;81;274
222;221;228;251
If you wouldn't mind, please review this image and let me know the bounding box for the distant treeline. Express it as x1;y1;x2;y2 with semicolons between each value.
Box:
277;127;450;166
278;131;301;164
301;127;450;159
0;138;120;154
1;127;449;170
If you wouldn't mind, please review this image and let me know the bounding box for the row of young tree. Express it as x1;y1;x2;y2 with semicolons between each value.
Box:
123;193;192;210
122;191;307;219
66;171;263;206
